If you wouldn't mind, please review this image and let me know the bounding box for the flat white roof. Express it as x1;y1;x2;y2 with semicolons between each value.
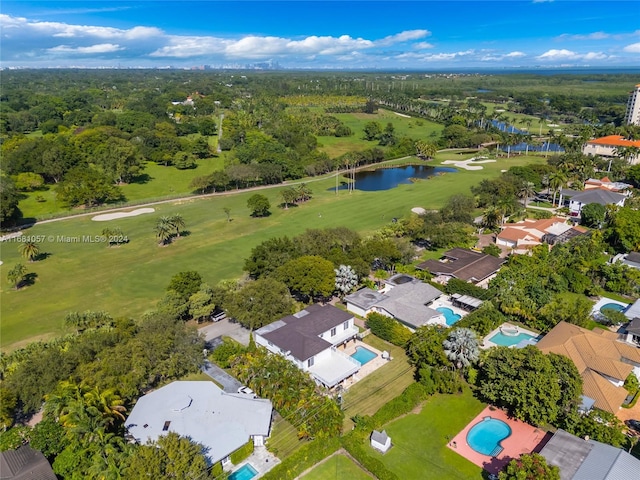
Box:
125;381;272;464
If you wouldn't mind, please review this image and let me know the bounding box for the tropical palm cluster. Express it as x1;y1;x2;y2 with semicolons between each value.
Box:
280;183;313;209
154;213;186;245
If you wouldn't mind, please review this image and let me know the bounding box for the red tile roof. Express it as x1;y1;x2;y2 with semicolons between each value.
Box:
587;135;640;148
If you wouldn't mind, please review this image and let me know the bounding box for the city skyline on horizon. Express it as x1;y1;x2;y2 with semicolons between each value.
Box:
1;1;640;69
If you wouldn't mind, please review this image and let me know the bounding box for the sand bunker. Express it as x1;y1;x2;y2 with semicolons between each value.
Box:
92;207;155;222
441;157;496;171
394;112;411;118
411;207;427;215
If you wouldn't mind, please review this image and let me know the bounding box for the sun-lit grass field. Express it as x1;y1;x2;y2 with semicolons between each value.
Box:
0;153;545;350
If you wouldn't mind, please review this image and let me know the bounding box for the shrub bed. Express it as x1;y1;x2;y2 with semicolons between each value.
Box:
365;313;411;346
230;440;254;464
260;437;340;480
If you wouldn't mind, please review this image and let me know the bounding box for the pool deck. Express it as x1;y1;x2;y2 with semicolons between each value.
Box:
428;296;468;327
590;297;629;320
339;339;387;389
226;446;280;479
481;323;540;349
448;406;550;475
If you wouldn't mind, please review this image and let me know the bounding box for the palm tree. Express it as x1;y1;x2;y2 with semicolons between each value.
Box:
548;171;567;206
443;328;480;369
7;263;27;290
296;183;312;203
518;181;537;208
168;214;185;237
334;265;358;298
280;188;297;209
18;241;40;262
481;206;502;230
84;387;127;428
155;217;173;246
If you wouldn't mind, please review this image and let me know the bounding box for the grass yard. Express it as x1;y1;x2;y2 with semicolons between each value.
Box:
371;389;485;480
301;454;372;480
0;154;545;350
266;413;305;459
341;335;414;431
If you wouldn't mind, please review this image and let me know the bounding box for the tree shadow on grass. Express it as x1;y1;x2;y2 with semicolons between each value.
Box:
130;173;153;184
18;273;38;289
34;252;52;261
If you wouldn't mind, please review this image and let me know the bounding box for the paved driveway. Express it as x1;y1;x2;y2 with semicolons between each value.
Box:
201;360;243;393
198;318;250;346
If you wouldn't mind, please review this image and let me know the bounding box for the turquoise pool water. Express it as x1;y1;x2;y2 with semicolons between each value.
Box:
600;303;627;314
351;346;377;365
437;307;462;326
466;417;511;457
488;331;537;347
229;464;258;480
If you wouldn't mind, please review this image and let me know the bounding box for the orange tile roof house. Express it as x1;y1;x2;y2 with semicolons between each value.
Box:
536;322;640;414
582;135;640;165
496;217;587;254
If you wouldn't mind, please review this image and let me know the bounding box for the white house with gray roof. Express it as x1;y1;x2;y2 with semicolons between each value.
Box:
345;275;444;330
558;188;627;218
540;428;640;480
125;381;273;465
254;304;360;388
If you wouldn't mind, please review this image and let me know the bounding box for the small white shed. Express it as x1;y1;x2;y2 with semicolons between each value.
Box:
371;429;391;453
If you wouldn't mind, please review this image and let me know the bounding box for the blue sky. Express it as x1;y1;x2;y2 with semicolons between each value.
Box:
1;1;639;69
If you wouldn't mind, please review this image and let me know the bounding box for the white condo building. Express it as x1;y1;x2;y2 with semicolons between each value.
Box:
625;84;640;126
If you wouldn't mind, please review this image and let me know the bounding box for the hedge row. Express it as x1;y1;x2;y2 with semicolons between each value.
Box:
365;312;412;346
260;437;340;480
230;440;254;465
341;432;398;480
444;278;493;300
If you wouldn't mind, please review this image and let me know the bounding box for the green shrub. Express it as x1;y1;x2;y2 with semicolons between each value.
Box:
624;372;640;394
341;432;398;480
261;437;340;480
211;461;223;477
454;302;505;337
230;440;254;464
211;338;247;368
371;383;428;427
445;278;493;300
365;313;411;346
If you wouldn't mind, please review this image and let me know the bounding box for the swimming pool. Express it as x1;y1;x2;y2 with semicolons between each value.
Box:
437;307;462;326
600;303;627;314
466;417;511;457
351;346;377;365
488;331;537;347
229;464;258;480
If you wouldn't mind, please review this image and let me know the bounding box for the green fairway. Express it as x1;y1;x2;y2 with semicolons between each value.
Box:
318;109;443;157
0;154;545;350
17;156;226;220
301;454;372;480
372;389;485;479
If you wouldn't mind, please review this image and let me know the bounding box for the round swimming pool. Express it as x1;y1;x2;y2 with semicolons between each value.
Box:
466;417;511;457
599;303;626;314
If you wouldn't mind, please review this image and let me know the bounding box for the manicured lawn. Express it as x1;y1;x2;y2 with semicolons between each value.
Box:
342;335;414;431
267;413;305;459
301;454;372;480
371;389;485;479
318;109;443;157
18;156;226;220
0;154;545;350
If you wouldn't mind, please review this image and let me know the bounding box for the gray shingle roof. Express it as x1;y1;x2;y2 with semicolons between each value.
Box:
569;189;627;206
0;445;56;480
256;304;353;361
371;430;389;444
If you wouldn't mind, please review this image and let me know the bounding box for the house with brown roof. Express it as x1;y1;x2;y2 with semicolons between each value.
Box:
536;322;640;414
582;135;640;165
496;217;587;254
254;304;360;388
416;248;505;286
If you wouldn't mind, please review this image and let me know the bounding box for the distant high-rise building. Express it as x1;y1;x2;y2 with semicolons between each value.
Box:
624;84;640;126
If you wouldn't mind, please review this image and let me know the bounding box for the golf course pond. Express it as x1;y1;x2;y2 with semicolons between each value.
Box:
337;165;457;191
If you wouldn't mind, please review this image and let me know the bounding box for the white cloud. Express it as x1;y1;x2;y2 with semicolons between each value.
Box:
413;42;435;50
481;51;526;62
47;43;123;54
376;30;430;46
537;49;609;61
557;31;610;41
623;42;640;53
